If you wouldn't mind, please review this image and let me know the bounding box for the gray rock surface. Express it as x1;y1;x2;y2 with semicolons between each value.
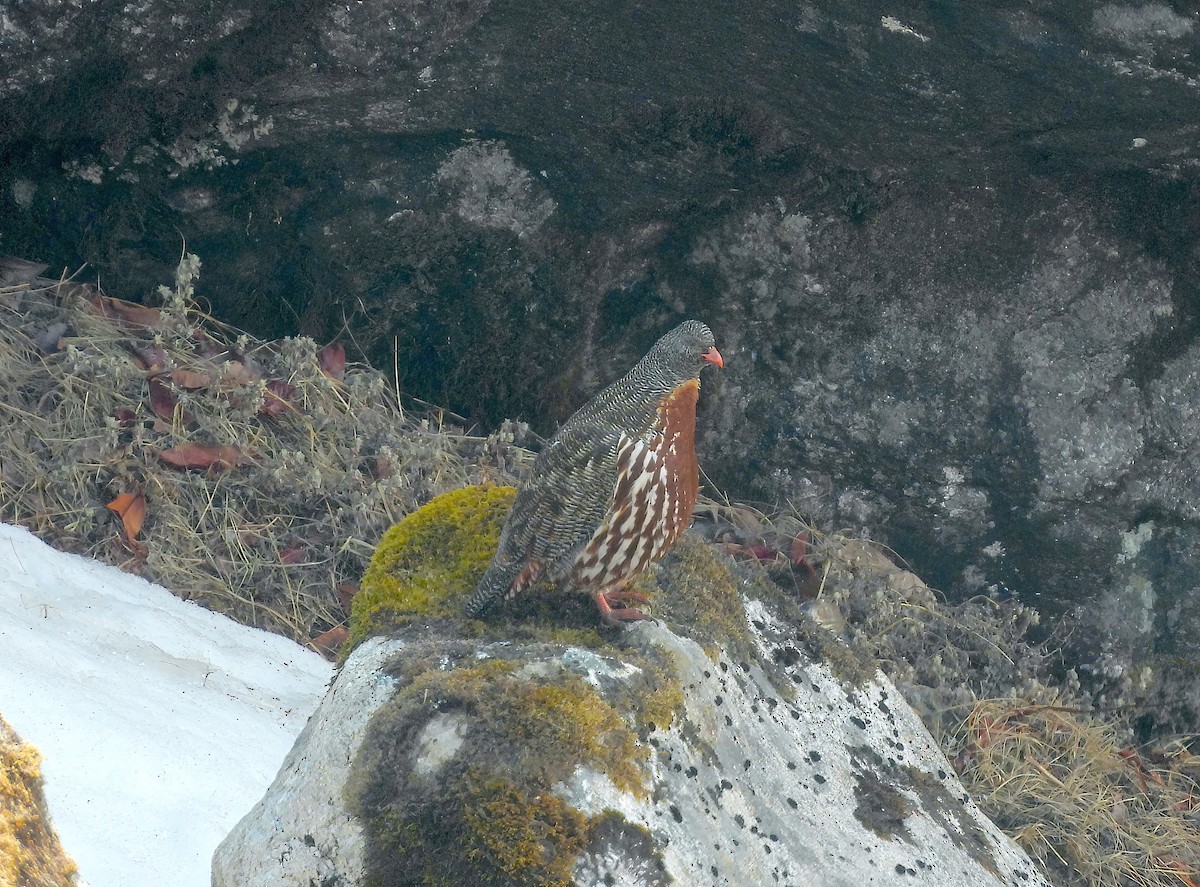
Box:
3;0;1200;728
212;637;397;887
213;615;1051;886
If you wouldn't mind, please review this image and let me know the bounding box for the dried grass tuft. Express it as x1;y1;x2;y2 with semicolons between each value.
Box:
0;255;530;642
951;700;1200;887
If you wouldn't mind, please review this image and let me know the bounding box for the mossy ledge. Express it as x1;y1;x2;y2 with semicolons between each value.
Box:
345;642;670;886
347;485;517;651
349;484;762;658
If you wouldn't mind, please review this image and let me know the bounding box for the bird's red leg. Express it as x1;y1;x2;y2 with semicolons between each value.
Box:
602;588;651;606
594;587;650;626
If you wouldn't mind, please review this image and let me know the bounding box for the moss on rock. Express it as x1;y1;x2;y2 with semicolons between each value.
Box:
347;646;653;886
0;717;76;887
655;533;755;661
348;485;516;650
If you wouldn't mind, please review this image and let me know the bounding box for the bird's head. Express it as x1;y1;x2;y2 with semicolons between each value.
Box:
650;320;724;382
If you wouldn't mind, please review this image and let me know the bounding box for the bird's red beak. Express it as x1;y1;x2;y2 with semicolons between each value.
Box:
701;346;724;368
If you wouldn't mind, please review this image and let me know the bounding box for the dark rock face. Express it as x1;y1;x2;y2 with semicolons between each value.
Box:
3;1;1200;720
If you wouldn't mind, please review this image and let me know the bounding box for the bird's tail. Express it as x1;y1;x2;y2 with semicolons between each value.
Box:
464;558;542;619
464;560;519;619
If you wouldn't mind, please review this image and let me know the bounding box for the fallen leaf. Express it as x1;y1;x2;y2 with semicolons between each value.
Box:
217;358;257;389
129;343;168;371
158;443;247;472
260;379;300;419
86;293;162;327
318;342;346;380
308;625;348;659
171;367;213;389
106;490;147;540
148;377;177;421
0;255;48;286
278;546;306;565
790;532;817;575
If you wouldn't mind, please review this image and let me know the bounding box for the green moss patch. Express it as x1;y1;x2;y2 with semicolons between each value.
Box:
347;647;653;886
655;534;755;661
348;485;516;649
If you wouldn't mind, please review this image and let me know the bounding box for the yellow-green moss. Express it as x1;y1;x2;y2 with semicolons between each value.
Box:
461;774;590;886
0;718;76;887
657;534;755;660
637;674;686;733
348;652;653;886
348;485;516;650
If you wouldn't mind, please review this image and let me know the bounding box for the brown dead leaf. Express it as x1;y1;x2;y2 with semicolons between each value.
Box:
318;342;346;380
278;546;306;565
308;625;348;659
106;490;147;540
86;293;163;327
147;377;177;421
158;443;247;472
217;359;257;389
129;343;168;372
170;367;213;389
790;531;817;575
260;380;299;419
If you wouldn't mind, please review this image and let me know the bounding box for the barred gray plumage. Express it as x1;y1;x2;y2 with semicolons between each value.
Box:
466;320;723;625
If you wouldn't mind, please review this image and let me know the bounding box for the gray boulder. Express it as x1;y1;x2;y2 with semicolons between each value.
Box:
213;615;1050;886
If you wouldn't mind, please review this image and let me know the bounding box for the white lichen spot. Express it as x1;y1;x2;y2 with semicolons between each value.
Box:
62;159;104;184
216;100;274;151
981;541;1006;559
942;465;966;485
1093;3;1193;48
881;16;930;42
411;713;469;777
11;179;35;207
434;139;556;237
167;137;228;172
1131;137;1148;148
1116;521;1154;564
560;647;642;688
418;66;434;83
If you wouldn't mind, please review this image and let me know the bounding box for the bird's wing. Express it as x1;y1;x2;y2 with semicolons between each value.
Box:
496;391;667;576
497;422;633;574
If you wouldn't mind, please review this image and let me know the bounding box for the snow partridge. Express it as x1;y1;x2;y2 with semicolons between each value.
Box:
466;320;723;626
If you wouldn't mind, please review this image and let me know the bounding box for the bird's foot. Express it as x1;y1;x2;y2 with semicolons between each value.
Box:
602;588;651;606
594;590;651;627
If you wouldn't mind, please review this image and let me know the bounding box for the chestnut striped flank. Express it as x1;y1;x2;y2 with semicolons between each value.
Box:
572;379;701;593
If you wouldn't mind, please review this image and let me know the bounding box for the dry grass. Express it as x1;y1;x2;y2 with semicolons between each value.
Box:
951;700;1200;887
0;255;529;642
